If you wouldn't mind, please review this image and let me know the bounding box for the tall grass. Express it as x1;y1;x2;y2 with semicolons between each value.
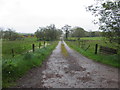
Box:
2;41;58;88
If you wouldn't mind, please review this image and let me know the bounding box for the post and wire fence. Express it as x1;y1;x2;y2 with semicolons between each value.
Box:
10;41;51;57
66;39;118;55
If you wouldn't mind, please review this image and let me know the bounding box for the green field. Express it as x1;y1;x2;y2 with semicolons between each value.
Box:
68;37;104;40
66;37;120;68
81;37;104;40
68;37;119;49
2;37;44;59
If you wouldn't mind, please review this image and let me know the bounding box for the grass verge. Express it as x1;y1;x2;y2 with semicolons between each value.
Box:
66;41;120;68
61;43;69;57
2;41;58;88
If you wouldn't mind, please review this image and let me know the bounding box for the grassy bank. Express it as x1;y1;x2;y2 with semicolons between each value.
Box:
2;41;58;88
66;39;120;68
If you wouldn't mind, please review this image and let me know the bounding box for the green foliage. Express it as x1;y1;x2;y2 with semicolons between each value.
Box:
23;53;33;60
1;28;19;40
67;26;102;38
70;27;86;37
35;24;62;41
87;0;120;44
2;60;18;77
62;25;71;39
2;41;58;88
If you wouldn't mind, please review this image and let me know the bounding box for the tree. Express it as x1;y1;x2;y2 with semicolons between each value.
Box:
87;0;120;44
35;24;62;41
3;28;19;40
62;25;71;39
35;27;45;40
46;24;57;40
70;27;86;38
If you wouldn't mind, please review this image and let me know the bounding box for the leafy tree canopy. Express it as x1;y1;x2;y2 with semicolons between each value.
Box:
87;0;120;44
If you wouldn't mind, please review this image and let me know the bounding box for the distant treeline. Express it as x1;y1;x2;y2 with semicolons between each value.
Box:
68;26;102;38
0;24;63;41
0;25;101;41
1;23;119;45
0;28;35;40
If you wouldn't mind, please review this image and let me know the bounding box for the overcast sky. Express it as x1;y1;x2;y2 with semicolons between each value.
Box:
0;0;99;33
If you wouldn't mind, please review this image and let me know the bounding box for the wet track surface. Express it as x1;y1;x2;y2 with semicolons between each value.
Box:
16;41;119;88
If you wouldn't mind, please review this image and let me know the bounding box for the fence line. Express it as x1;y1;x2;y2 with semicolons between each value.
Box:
67;39;117;55
10;41;50;57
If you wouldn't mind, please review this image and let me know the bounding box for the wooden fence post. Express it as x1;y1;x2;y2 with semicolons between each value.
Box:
46;41;47;46
39;42;41;48
95;44;98;54
12;49;14;57
44;41;45;47
32;44;35;52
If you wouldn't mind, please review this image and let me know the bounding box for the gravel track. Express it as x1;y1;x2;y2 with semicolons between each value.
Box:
15;41;119;88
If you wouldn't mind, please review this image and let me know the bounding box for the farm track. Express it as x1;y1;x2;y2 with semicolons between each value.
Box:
15;41;119;88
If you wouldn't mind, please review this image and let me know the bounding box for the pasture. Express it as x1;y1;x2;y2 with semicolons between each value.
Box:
2;37;44;59
68;37;104;40
66;37;120;68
